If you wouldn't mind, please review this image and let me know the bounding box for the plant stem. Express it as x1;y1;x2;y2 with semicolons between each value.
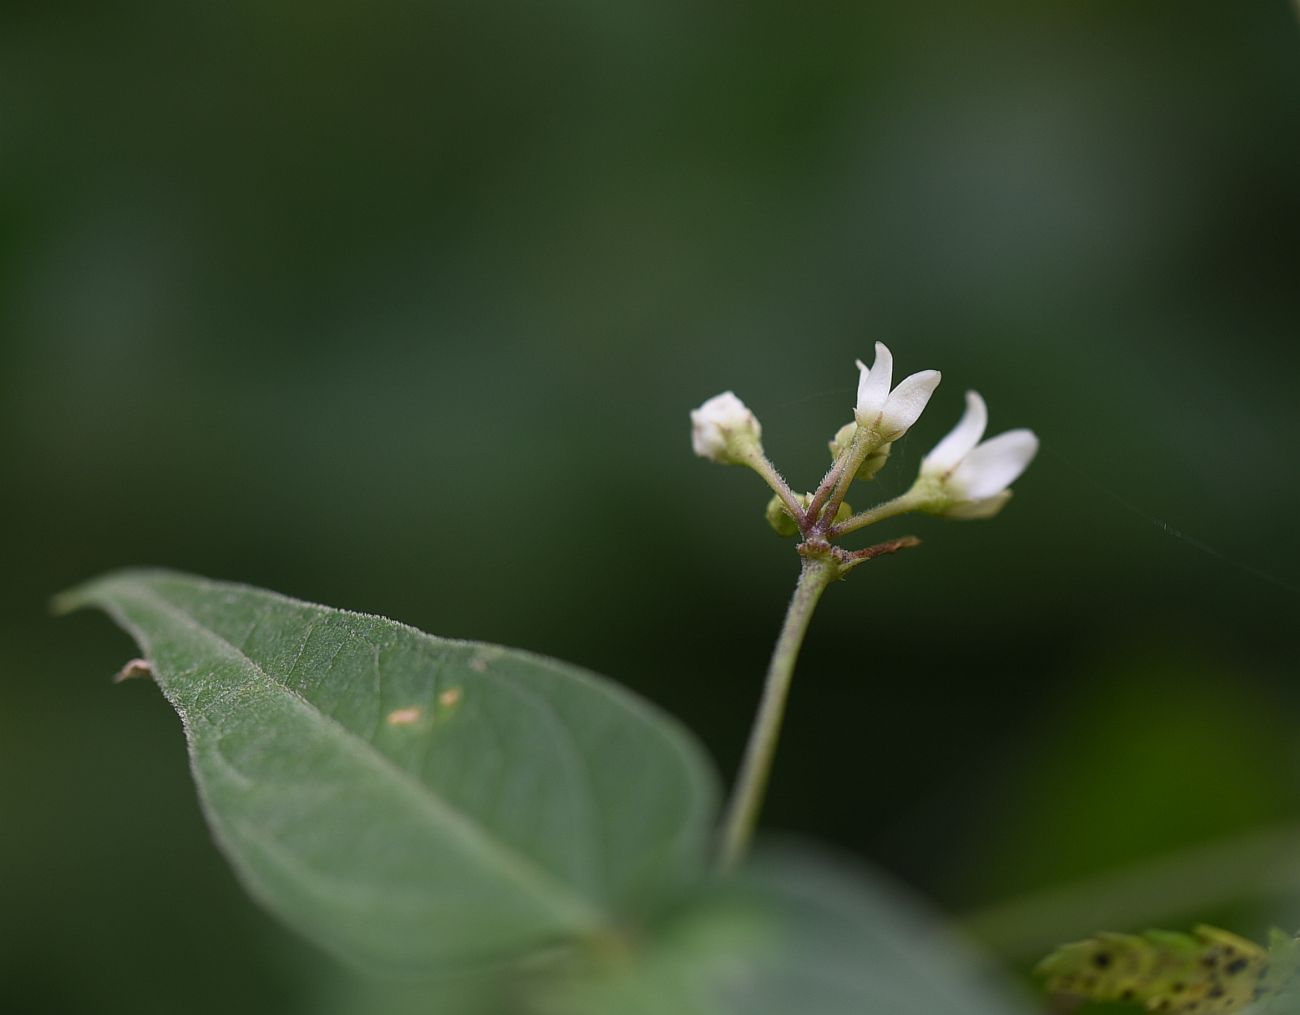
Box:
718;552;837;871
806;426;868;529
744;451;806;525
807;424;884;533
804;454;850;529
830;489;921;538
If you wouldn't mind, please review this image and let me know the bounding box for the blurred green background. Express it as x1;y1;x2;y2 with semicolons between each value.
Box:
3;2;1298;1012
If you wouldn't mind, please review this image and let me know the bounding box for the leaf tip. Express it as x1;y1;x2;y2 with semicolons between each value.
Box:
50;567;181;618
49;584;92;617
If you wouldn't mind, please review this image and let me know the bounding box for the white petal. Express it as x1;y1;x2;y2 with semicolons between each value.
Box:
692;391;750;428
943;490;1012;519
691;413;729;460
922;390;988;476
878;369;941;440
949;428;1039;500
855;342;893;417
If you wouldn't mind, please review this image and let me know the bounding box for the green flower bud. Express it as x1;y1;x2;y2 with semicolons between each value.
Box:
828;422;892;481
765;493;853;537
765;495;800;537
828;422;855;461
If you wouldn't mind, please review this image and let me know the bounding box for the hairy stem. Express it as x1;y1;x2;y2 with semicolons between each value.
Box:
808;423;883;533
830;489;922;538
718;552;837;870
744;451;806;526
804;454;851;531
824;442;866;523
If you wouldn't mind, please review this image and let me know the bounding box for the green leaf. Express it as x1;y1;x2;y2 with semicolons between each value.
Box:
1037;925;1269;1013
539;845;1033;1015
1037;925;1300;1015
58;569;719;973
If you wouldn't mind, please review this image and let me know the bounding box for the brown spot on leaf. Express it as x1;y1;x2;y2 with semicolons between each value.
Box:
438;687;462;709
114;658;154;683
385;707;423;726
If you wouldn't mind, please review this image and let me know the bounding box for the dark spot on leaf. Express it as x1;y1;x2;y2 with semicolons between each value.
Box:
1226;958;1248;975
1093;951;1112;969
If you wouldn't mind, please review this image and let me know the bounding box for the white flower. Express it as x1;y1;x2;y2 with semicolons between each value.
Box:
690;391;762;465
854;342;942;441
918;390;1038;518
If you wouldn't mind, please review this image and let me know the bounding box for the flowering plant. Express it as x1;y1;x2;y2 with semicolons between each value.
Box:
60;348;1047;1015
689;345;1037;866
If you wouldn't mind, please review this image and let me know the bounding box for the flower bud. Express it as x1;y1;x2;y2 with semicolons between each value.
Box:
765;492;852;537
829;422;892;481
690;392;763;465
828;422;853;460
765;494;800;537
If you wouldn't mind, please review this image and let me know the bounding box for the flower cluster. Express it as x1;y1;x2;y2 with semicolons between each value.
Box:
690;343;1037;549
